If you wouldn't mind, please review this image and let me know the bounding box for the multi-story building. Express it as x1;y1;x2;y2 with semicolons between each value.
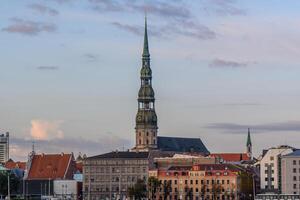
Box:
281;149;300;194
257;145;294;193
149;164;253;200
0;132;9;163
83;151;149;200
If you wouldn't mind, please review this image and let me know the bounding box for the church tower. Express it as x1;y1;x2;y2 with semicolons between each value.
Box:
246;128;252;159
135;17;158;151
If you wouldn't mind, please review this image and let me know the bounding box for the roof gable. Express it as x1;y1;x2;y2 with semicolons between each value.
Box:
157;136;209;154
27;153;72;180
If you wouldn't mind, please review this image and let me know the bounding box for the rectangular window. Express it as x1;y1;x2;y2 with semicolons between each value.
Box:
293;168;297;173
294;184;297;189
294;160;297;165
294;176;297;181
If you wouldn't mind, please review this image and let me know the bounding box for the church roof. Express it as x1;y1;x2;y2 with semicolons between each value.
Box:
157;136;209;154
87;151;149;159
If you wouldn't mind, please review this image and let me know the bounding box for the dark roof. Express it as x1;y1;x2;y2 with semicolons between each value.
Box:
283;149;300;157
157;136;209;154
87;151;149;159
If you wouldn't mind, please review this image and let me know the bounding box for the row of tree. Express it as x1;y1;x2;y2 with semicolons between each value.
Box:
127;177;238;200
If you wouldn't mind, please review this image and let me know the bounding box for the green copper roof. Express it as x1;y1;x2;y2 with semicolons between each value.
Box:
247;128;252;146
142;16;150;57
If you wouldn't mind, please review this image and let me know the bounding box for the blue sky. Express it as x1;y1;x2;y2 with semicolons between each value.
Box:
1;0;300;160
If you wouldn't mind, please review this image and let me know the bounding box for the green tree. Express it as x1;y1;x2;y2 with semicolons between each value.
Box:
212;183;222;200
128;179;147;200
148;176;160;200
0;170;20;196
162;180;171;200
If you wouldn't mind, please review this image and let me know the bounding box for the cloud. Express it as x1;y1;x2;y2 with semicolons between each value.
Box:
37;66;59;70
2;18;57;36
30;120;64;140
90;0;216;40
47;0;72;4
209;59;250;68
111;22;142;35
202;0;246;16
205;121;300;134
10;135;131;161
28;3;59;16
83;53;99;62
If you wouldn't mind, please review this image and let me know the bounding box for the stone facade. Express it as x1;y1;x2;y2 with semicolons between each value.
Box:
258;145;294;193
83;151;149;200
281;150;300;194
149;164;253;200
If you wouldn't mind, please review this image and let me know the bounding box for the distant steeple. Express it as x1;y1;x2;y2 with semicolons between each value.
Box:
142;15;150;58
247;128;252;146
246;128;252;159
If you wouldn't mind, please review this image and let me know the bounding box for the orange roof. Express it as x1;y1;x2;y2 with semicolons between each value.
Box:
5;160;26;170
27;153;73;180
210;153;250;162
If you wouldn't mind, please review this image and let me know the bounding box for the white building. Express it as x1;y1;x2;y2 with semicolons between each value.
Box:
0;132;9;163
53;180;80;199
258;145;294;193
281;149;300;194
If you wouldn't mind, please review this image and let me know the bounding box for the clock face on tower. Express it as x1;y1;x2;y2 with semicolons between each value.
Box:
137;115;142;122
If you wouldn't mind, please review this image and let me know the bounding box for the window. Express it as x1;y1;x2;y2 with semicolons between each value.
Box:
293;168;297;173
146;132;149;136
196;180;198;184
190;180;193;184
174;180;177;185
294;176;297;181
222;180;225;184
293;160;297;165
146;140;149;144
185;180;188;184
270;156;274;161
227;180;230;184
294;184;297;189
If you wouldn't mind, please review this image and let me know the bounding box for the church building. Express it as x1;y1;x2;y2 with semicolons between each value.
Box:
83;17;209;200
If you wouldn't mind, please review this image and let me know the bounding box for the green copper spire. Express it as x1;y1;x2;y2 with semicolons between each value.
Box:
247;128;252;146
142;15;150;57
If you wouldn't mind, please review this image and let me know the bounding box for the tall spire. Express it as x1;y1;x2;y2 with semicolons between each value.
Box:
142;15;150;57
134;16;158;151
247;128;252;146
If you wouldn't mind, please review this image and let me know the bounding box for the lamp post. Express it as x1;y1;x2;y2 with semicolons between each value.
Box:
7;171;10;200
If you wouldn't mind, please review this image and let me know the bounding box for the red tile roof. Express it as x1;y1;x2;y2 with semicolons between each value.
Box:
27;153;73;180
5;160;26;170
210;153;250;162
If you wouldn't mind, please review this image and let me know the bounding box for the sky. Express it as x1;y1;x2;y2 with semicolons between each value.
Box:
1;0;300;161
